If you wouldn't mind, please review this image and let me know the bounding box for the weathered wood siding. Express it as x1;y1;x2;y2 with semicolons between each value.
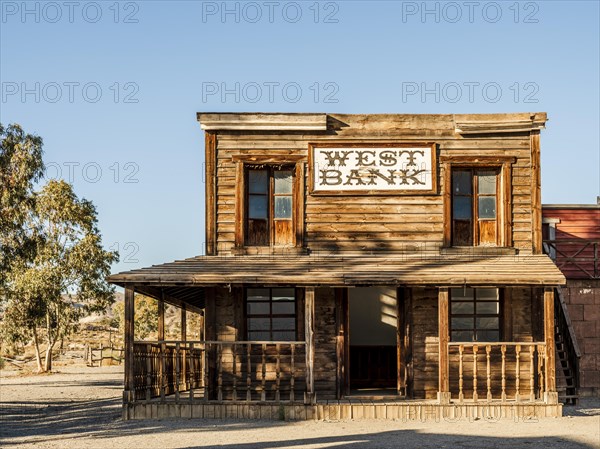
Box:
411;287;439;399
212;115;535;255
313;288;338;400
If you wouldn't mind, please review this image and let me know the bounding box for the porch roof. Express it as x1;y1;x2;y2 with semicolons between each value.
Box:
107;253;565;291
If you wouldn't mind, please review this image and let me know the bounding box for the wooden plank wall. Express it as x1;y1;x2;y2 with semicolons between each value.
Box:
314;288;338;400
411;288;439;399
213;115;534;255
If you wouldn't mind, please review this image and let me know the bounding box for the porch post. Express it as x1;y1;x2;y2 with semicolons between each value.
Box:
158;296;165;341
544;287;558;403
438;287;451;404
123;287;135;414
305;287;315;404
181;305;187;341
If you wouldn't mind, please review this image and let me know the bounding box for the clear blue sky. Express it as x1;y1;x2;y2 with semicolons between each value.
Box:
1;0;599;274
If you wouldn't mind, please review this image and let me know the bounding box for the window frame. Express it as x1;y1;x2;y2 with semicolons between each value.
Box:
449;288;503;342
234;156;305;251
244;287;299;342
451;168;500;246
442;156;515;248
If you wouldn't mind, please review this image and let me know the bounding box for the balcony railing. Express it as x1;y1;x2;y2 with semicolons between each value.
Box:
132;341;306;403
543;239;599;279
448;342;547;402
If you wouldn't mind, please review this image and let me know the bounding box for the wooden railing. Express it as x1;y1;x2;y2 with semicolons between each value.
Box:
543;239;599;279
132;341;306;403
448;342;546;402
554;287;581;403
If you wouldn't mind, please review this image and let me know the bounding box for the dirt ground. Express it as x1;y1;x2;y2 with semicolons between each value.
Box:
1;365;599;449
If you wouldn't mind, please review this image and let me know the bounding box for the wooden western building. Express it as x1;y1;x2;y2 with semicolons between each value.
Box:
108;113;570;420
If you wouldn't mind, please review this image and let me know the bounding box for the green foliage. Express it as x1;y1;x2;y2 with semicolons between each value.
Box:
0;124;44;287
0;124;119;371
113;294;158;339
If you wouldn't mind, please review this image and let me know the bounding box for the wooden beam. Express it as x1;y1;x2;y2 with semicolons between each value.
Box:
181;305;187;341
205;131;217;255
531;130;542;254
442;162;451;247
123;287;135;406
158;297;165;341
234;161;245;248
544;287;558;403
334;288;346;399
305;287;315;404
438;287;450;403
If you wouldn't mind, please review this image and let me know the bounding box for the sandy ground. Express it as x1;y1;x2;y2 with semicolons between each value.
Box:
1;365;599;449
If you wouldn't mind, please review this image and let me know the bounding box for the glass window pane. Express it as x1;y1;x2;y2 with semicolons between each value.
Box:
272;288;295;301
274;196;292;219
452;331;473;342
248;170;268;194
453;196;472;220
248;318;270;331
453;171;472;194
273;331;295;342
274;170;293;194
249;195;268;219
452;317;473;330
476;301;499;314
477;288;498;300
273;302;295;314
451;288;475;301
478;172;497;194
272;317;295;331
478;197;496;219
247;302;270;315
476;330;499;342
248;331;270;341
452;301;474;314
476;317;499;330
247;288;270;301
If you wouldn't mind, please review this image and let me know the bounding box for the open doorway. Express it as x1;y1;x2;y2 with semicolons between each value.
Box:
348;286;398;395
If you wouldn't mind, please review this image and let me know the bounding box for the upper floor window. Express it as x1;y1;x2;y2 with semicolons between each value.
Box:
246;166;294;246
450;288;500;342
452;169;499;246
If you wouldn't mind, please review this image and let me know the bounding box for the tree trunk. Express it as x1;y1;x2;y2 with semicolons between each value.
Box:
32;325;44;373
44;342;54;372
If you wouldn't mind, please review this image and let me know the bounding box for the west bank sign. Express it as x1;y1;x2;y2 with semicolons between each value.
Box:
309;143;437;194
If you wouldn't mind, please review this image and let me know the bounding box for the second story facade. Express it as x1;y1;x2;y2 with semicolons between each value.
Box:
199;112;548;256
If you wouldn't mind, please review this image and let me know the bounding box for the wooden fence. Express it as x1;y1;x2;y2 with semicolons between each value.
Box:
85;344;124;366
132;341;306;403
448;342;546;402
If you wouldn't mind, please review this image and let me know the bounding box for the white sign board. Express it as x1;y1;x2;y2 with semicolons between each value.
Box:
310;144;436;194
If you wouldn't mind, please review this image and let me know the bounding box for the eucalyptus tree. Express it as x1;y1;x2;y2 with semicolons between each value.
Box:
1;124;118;371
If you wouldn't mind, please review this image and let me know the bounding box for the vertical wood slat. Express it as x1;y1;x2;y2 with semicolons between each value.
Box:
458;345;464;403
160;342;166;401
529;345;535;401
537;344;544;399
261;343;267;402
472;345;478;402
181;307;187;390
544;287;556;398
205;131;217;255
217;344;223;401
275;344;281;402
189;342;195;401
501;345;507;401
305;287;315;404
146;343;152;402
486;345;492;401
290;344;295;402
515;344;521;401
531;130;542;254
175;342;181;402
438;288;450;402
246;343;252;402
203;343;210;402
123;288;135;404
232;343;237;401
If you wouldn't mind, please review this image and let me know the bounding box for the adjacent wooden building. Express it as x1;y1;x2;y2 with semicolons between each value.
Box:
108;113;569;420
